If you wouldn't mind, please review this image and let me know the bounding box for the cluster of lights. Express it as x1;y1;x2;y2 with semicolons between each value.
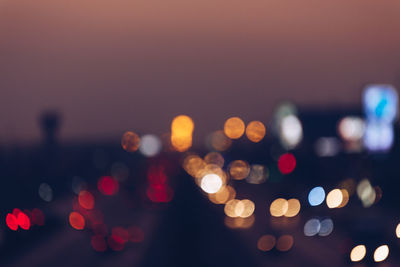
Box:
67;174;145;252
303;218;333;236
257;234;294;252
269;198;301;217
363;84;398;152
107;95;398;262
146;165;174;203
350;244;389;263
6;208;45;231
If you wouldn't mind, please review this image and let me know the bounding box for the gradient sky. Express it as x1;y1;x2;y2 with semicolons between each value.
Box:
1;0;400;143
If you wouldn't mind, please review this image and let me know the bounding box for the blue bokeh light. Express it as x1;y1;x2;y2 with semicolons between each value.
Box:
308;186;326;206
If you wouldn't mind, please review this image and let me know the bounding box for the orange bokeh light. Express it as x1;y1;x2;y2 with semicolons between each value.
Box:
246;121;266;142
224;117;245;139
121;131;140;152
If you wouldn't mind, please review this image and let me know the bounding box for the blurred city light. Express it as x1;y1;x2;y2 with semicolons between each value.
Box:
363;84;398;152
304;219;320;236
308;186;326;206
396;223;400;238
326;189;343;208
276;235;294;252
285;199;300;217
200;173;223;194
246;164;268;184
224;117;245;139
245;121;266;143
338;116;365;142
318;218;333;236
257;235;276;252
204;152;225;168
69;211;85;230
121;131;140;152
373;245;389;262
278;153;296;174
208;185;236;204
270;198;289;217
78;190;95;210
6;213;18;231
207;130;232;151
350;245;366;262
279;115;303;149
139;134;162;157
38;183;53;202
363;84;398;123
364;121;394;152
228;160;250;180
98;176;119;196
356;179;376;208
171;115;194;152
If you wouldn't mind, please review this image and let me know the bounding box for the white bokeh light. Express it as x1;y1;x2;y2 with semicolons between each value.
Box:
139;134;162;157
200;174;223;194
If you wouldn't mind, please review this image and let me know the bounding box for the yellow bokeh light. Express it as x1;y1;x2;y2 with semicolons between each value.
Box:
171;135;192;152
276;235;294;252
374;245;389;262
224;117;245;139
171;115;194;134
350;245;366;262
285;198;301;217
234;200;245;217
224;199;241;218
257;235;276;252
121;131;140;152
396;223;400;238
239;199;255;218
246;121;266;143
183;154;206;178
208;185;236;204
326;189;343;208
224;198;255;218
228;160;250;180
270;198;288;217
171;115;194;152
338;189;349;208
204;152;224;168
196;164;227;186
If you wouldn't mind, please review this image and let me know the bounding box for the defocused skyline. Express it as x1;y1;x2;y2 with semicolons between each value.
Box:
1;0;400;143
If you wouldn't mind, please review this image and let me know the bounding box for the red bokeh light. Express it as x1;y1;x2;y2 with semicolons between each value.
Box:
13;208;22;217
112;227;129;244
6;213;18;231
108;235;125;251
128;226;144;243
147;166;167;185
17;212;31;230
31;208;45;226
69;211;85;230
97;176;119;196
147;184;174;203
78;190;95;210
278;153;296;174
91;235;107;252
